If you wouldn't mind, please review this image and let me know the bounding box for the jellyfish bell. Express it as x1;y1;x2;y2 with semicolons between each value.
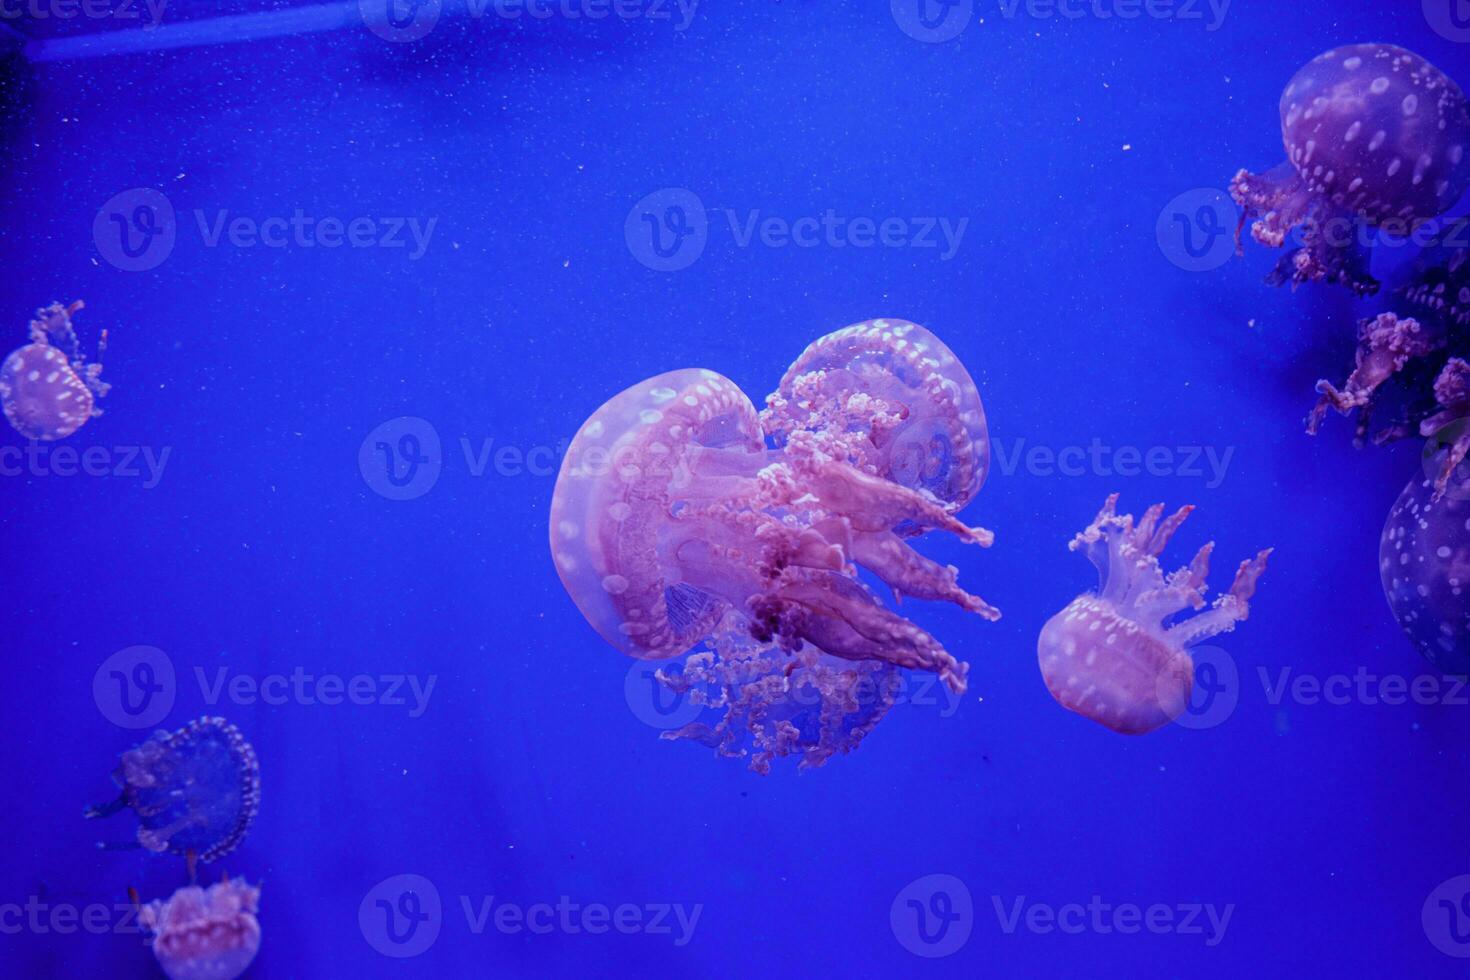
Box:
763;318;991;509
86;717;260;865
1037;496;1271;735
0;300;110;440
1231;43;1470;295
138;877;261;980
1381;465;1470;678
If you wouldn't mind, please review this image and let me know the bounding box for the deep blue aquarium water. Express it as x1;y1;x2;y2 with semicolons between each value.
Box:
2;1;1470;977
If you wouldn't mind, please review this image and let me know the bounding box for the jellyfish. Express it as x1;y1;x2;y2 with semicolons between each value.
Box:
137;877;261;980
1037;496;1272;735
1231;44;1470;295
86;717;260;866
0;300;110;440
549;319;998;770
1382;462;1470;678
1307;247;1470;499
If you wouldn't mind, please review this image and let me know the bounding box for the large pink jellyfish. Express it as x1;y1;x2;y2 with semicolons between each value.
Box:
1382;462;1470;678
1231;44;1470;295
1307;247;1470;499
1037;496;1271;735
0;301;110;440
137;878;261;980
549;319;997;771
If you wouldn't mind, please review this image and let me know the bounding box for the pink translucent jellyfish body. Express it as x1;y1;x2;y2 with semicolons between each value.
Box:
1231;44;1470;295
549;319;997;771
1037;496;1271;735
139;878;261;980
1382;467;1470;677
0;301;110;440
1306;247;1470;499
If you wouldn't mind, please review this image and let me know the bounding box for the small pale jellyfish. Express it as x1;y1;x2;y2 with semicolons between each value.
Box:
1037;496;1272;735
1381;464;1469;677
136;877;261;980
0;300;110;440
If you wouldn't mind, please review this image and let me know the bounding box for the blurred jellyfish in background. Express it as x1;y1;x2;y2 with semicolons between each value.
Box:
1381;464;1470;678
0;300;110;440
549;319;998;771
86;717;260;867
137;877;262;980
1231;44;1470;295
1037;496;1271;735
1307;247;1470;498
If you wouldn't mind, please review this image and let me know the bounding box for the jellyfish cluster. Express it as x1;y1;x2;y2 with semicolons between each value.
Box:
0;300;110;440
87;717;263;980
1233;44;1470;680
550;318;999;771
1037;497;1271;735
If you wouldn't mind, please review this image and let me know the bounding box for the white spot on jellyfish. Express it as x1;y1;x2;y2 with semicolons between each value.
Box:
1344;56;1362;70
558;520;579;540
649;387;677;403
1370;77;1390;95
584;420;605;439
1345;120;1362;142
1369;130;1388;151
1388;158;1403;177
1403;94;1419;116
601;574;629;595
607;501;632;521
638;409;663;425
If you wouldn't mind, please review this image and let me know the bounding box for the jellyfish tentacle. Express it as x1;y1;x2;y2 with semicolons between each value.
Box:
1308;313;1444;440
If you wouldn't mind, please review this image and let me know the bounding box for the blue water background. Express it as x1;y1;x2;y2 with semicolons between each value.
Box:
1;2;1468;976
